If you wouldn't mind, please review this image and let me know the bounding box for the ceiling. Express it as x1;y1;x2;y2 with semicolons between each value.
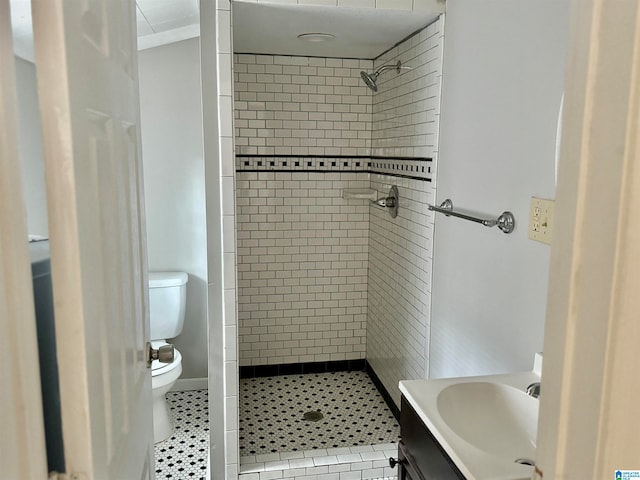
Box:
10;0;442;61
9;0;202;59
232;2;440;59
136;0;200;50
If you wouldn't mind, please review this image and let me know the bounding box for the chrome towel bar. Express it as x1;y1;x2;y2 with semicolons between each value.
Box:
428;199;515;234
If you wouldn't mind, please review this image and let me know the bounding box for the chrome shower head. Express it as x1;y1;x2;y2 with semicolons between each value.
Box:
359;60;409;92
360;70;379;92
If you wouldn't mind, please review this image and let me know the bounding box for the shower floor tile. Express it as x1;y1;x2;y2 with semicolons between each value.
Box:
239;370;400;456
154;390;209;480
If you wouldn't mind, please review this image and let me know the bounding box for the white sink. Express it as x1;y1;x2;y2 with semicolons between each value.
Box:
437;382;538;460
399;368;541;480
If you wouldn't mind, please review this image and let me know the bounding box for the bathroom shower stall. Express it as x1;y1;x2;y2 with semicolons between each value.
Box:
230;2;444;473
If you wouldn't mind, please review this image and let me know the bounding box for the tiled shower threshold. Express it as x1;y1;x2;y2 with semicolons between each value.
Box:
239;442;398;480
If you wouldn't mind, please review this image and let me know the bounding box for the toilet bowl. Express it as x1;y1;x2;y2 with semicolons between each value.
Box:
148;271;189;443
151;341;183;443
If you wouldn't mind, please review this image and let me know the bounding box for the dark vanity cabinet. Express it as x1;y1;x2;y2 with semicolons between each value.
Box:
29;241;65;473
396;395;466;480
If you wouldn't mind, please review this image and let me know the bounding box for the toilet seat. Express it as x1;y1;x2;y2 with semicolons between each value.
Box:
151;341;182;377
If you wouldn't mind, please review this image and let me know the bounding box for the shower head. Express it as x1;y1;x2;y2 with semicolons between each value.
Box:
359;60;409;92
360;70;379;92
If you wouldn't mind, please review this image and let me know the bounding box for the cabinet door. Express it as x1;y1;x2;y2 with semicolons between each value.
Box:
400;396;466;479
397;441;423;480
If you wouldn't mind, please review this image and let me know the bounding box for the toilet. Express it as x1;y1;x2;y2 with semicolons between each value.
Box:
149;271;188;443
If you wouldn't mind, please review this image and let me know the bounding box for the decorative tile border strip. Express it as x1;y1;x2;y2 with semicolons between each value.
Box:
236;155;369;173
369;157;432;181
236;155;432;182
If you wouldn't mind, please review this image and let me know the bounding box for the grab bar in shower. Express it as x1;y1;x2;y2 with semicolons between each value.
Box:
428;199;515;234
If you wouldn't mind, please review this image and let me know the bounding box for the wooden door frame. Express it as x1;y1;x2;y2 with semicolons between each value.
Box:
0;0;48;478
536;0;640;477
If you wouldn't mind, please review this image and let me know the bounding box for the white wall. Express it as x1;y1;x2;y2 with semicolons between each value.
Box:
367;18;443;406
236;170;369;366
14;56;47;236
234;54;373;156
138;38;208;379
201;2;239;477
370;19;443;158
233;53;375;367
430;0;570;378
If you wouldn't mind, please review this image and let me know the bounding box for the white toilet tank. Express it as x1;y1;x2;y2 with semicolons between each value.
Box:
148;271;189;340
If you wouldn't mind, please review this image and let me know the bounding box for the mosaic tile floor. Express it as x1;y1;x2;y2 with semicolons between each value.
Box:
239;371;400;456
154;390;209;480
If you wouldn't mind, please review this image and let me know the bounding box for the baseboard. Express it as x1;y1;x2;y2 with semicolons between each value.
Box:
171;377;208;392
239;358;366;379
365;361;401;421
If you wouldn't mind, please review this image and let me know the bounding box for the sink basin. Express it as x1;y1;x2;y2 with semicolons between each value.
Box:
437;382;538;460
400;361;543;479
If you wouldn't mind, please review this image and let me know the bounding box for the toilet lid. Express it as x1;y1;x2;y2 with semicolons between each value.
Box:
151;342;182;377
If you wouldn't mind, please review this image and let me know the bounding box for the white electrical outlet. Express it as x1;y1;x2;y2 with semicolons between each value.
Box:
528;197;554;244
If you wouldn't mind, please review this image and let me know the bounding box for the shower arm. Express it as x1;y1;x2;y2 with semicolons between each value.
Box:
361;60;411;91
374;60;408;76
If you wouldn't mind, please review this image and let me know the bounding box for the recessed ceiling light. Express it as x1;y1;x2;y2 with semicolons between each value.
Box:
297;33;336;43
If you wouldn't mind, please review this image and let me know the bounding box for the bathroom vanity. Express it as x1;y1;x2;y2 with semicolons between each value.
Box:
29;240;65;473
396;358;541;480
396;395;465;479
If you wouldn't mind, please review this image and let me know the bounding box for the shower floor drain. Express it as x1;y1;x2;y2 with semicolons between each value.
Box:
303;411;323;422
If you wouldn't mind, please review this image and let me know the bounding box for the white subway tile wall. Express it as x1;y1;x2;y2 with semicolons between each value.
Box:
234;54;374;156
211;2;240;479
233;12;443;422
366;17;444;406
371;17;444;158
237;172;370;365
366;175;434;406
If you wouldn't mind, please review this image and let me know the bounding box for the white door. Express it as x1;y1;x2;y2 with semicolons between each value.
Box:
0;0;48;478
31;1;154;478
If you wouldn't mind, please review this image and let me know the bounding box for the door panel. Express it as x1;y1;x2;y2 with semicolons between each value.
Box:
31;0;153;478
0;0;48;478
